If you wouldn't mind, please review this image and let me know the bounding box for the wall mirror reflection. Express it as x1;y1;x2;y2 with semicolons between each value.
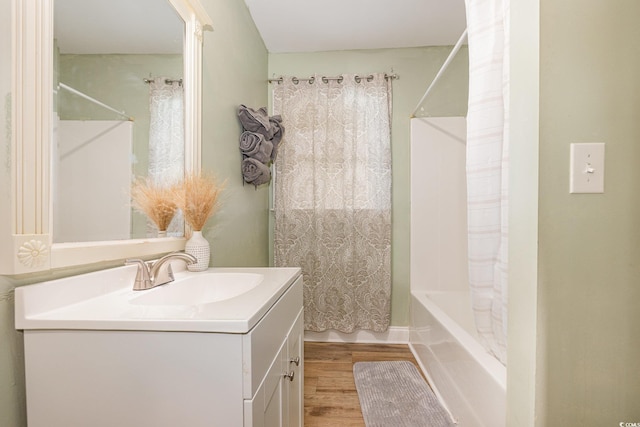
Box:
53;0;185;243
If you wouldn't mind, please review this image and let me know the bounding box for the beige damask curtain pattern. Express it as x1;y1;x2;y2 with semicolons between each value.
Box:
272;73;392;333
148;77;184;236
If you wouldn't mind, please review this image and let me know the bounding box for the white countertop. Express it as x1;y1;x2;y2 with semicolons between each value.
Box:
15;265;301;333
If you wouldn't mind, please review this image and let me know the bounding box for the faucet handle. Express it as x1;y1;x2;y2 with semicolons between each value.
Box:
125;259;152;290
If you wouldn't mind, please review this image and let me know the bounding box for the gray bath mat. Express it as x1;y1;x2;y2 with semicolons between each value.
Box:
353;361;453;427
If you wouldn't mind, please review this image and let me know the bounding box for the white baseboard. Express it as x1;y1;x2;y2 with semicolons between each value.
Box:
304;326;409;344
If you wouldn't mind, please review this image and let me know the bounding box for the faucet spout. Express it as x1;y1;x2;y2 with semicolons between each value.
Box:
149;251;198;282
125;251;197;291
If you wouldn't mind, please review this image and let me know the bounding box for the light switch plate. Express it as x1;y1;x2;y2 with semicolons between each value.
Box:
569;143;605;193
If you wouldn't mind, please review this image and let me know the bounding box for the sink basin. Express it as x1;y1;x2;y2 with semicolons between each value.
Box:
15;266;301;333
132;273;264;306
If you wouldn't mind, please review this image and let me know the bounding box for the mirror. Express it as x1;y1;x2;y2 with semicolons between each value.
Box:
53;0;185;243
1;0;212;274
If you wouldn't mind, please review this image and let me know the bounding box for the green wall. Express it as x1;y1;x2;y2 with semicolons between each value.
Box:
0;1;268;425
269;47;469;326
536;0;640;424
199;0;270;267
0;281;25;427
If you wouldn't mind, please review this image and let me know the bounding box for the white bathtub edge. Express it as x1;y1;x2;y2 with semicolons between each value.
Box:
411;291;507;389
408;341;458;424
304;326;409;344
410;291;506;426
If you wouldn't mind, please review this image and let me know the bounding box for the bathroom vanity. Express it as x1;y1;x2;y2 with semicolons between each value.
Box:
15;266;303;427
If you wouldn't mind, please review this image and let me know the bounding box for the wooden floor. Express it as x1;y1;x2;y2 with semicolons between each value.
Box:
303;342;425;427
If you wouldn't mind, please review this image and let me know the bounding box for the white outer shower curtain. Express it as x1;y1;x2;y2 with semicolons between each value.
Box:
148;77;184;235
465;0;510;365
272;74;392;333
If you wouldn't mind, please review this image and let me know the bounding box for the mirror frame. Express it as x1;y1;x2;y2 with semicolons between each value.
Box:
1;0;212;275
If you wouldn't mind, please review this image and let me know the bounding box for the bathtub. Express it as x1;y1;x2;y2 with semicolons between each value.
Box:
409;291;506;427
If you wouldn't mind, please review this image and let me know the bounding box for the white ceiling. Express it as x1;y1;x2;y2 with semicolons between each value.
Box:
244;0;467;53
54;0;467;55
55;0;183;54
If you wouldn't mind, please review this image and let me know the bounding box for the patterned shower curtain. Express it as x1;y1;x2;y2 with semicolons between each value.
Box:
148;77;184;235
273;74;392;333
465;0;510;364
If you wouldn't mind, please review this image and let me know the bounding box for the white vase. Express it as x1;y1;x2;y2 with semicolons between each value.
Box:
185;230;210;272
157;230;167;238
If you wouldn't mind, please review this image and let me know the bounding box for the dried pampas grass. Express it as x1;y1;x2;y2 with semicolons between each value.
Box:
131;178;178;232
174;173;226;232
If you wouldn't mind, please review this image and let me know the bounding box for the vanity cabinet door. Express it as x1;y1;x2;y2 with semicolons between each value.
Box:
243;276;303;399
243;276;304;427
284;309;304;427
244;344;285;427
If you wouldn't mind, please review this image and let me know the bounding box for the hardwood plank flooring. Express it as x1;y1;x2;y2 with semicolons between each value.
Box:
303;342;425;426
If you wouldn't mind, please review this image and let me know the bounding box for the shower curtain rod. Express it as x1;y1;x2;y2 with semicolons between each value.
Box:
57;83;133;121
143;77;183;86
268;73;398;84
410;28;468;118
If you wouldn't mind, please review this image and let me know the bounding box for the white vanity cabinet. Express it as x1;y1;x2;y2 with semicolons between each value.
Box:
244;279;304;427
244;307;303;427
17;267;304;427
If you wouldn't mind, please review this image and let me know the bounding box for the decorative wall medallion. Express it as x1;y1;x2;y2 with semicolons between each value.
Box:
17;239;49;268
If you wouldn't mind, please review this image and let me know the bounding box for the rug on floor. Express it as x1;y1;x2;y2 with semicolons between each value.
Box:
353;360;454;427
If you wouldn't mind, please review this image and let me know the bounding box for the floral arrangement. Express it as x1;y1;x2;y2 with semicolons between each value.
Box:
130;178;178;234
173;173;226;232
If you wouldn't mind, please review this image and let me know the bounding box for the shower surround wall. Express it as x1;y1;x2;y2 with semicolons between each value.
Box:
409;117;506;426
53;120;133;243
409;118;468;296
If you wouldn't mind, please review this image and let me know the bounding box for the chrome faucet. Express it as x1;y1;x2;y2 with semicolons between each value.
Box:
125;251;198;291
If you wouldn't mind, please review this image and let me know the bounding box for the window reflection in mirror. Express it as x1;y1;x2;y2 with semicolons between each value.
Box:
52;0;185;243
